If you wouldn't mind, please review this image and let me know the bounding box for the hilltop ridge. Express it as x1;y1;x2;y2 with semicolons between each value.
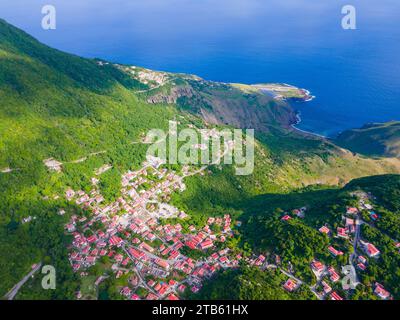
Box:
335;121;400;158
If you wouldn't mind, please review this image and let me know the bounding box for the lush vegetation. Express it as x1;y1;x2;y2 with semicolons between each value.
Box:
335;121;400;157
0;18;175;297
1;18;400;300
186;266;316;300
238;175;400;299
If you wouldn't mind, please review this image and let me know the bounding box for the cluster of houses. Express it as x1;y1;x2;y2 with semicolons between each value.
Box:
126;66;169;87
280;198;393;300
63;156;396;302
184;215;232;251
310;260;343;299
63;159;268;300
317;203;388;299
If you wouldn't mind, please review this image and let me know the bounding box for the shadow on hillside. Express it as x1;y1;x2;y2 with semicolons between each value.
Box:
236;187;341;217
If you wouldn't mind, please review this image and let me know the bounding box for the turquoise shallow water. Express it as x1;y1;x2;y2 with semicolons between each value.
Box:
1;0;400;137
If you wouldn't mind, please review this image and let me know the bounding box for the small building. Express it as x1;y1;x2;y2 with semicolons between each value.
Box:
311;261;325;277
283;279;298;292
358;255;367;264
337;227;348;239
319;226;330;235
330;291;343;300
328;267;340;283
200;239;214;250
328;246;344;257
346;207;358;215
357;263;366;271
321;281;332;294
374;283;390;300
361;241;380;258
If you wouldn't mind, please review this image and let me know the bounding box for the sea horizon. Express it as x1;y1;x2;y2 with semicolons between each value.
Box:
1;0;399;136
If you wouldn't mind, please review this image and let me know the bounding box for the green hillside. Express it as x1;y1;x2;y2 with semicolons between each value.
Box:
237;174;400;300
184;174;400;300
335;121;400;157
1;19;400;299
0;18;178;298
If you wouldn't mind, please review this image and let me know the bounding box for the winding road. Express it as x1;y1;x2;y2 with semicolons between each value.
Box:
4;262;42;300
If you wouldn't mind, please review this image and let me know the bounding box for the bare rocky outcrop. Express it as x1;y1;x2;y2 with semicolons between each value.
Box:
145;80;298;133
146;86;195;104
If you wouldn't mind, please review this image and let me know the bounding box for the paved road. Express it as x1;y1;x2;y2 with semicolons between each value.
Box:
265;263;322;300
347;217;361;287
121;244;163;297
350;217;361;265
4;262;42;300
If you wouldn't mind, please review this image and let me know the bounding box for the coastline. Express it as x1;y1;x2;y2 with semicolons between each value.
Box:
256;84;325;138
281;83;316;102
255;83;315;102
300;89;316;102
291;110;328;139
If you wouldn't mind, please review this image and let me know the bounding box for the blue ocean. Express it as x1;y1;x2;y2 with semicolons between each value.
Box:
1;0;400;136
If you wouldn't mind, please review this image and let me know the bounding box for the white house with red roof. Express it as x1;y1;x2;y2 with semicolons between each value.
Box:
330;291;343;300
328;246;344;257
374;283;391;300
199;239;214;250
358;255;367;264
346;207;358;215
337;227;348;239
321;281;332;294
283;279;298;292
357;263;366;271
319;226;330;235
360;240;380;258
311;261;325;278
66;223;76;232
327;266;340;283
